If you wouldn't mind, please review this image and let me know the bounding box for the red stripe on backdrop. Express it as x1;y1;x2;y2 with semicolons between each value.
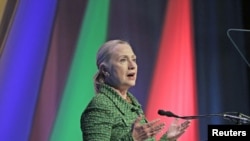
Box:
145;0;198;141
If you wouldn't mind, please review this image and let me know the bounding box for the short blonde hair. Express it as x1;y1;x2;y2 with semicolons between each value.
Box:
94;39;130;93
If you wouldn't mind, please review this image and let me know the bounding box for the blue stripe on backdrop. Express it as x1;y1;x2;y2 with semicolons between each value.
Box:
193;0;250;140
107;0;167;109
0;0;57;140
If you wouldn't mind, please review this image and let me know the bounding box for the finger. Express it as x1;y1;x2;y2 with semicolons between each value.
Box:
142;121;165;135
173;130;186;139
133;115;143;127
146;124;164;138
179;126;187;132
181;120;190;128
153;123;165;132
134;115;143;123
182;120;190;126
170;118;179;126
139;119;161;131
150;122;165;134
172;126;187;139
145;118;161;127
178;121;190;133
135;127;158;140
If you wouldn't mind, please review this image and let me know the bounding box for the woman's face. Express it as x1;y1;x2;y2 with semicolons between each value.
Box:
106;43;137;91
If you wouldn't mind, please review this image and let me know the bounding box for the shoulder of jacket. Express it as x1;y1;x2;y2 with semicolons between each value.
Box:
88;93;112;107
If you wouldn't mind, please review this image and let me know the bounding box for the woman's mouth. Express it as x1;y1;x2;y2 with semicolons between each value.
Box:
127;73;136;80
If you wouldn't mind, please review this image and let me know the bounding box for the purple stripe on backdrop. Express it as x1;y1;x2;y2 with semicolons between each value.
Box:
29;0;87;140
0;0;57;140
107;0;167;109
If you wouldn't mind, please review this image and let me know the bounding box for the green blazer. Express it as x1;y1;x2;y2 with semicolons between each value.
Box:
80;84;168;141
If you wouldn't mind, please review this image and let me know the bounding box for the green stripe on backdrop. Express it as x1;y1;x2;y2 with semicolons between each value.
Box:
49;0;110;141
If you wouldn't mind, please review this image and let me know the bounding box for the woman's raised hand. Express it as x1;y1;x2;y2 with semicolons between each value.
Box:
166;118;190;141
131;116;165;141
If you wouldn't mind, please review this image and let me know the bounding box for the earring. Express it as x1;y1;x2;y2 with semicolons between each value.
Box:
104;71;110;77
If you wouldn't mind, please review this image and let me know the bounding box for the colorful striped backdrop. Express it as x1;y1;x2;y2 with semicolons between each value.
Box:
1;0;250;141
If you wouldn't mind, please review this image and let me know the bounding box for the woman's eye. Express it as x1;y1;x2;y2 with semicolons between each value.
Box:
120;59;126;62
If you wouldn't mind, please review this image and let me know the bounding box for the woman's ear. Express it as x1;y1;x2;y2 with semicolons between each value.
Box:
99;64;105;73
100;64;110;77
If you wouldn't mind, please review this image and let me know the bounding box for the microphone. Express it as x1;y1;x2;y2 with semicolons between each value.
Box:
158;110;250;124
158;110;180;118
158;110;221;120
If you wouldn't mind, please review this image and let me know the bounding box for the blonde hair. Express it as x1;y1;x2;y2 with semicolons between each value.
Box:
94;39;130;93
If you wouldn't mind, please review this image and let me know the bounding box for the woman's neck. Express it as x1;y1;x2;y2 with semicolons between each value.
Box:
111;86;128;99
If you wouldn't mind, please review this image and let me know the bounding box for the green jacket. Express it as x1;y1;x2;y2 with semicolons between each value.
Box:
80;84;168;141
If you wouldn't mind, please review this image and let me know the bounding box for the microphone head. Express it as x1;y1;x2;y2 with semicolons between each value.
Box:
158;110;178;117
158;110;166;115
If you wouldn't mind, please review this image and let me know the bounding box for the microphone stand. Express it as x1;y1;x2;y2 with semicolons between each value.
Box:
158;110;250;125
223;112;250;125
227;28;250;68
174;113;222;120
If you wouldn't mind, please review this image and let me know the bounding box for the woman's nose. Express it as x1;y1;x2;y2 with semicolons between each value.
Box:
128;61;136;69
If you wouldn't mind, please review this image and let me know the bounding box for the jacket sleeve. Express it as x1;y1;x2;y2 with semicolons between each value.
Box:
159;134;169;141
81;105;113;141
81;95;118;141
117;132;135;141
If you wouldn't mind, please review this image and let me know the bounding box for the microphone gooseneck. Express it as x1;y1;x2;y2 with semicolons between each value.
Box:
158;109;250;124
158;109;222;120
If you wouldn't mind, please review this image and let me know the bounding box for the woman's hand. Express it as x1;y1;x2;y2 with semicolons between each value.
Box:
166;118;190;141
131;116;165;141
